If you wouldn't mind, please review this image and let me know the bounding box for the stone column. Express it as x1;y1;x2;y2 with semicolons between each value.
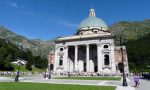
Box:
64;46;68;72
74;45;78;71
97;44;102;72
86;44;89;72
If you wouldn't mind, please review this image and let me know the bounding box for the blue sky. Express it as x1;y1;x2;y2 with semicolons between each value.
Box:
0;0;150;40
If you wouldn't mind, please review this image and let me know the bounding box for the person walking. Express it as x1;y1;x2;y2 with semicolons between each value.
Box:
14;70;19;82
134;74;140;87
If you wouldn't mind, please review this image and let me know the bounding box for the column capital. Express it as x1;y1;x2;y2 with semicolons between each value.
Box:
96;43;101;46
86;44;90;47
74;45;78;47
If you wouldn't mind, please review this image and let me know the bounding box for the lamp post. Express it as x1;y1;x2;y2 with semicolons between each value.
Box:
120;45;128;86
115;32;128;86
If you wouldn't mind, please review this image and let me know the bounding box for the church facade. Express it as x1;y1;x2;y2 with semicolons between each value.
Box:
53;8;129;74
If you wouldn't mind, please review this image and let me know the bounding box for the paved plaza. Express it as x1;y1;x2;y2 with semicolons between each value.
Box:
129;77;150;90
0;74;150;90
0;74;120;86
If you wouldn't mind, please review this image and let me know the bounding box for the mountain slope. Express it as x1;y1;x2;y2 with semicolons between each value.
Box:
0;26;55;58
109;19;150;40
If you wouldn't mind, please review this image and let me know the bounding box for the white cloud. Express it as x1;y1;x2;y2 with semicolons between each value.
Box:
3;1;23;9
57;20;78;28
10;2;18;8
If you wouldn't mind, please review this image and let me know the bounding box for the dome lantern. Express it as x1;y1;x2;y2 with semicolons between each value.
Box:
89;8;96;17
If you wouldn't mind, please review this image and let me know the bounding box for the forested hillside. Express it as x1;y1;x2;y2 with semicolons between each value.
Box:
126;33;150;72
110;19;150;40
0;39;47;71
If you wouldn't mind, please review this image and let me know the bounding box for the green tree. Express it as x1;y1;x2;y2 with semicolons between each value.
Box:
26;62;32;71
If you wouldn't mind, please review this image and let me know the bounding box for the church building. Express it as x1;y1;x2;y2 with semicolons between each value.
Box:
53;8;129;74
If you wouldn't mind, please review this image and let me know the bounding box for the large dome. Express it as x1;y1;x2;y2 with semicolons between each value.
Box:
77;17;108;30
77;8;108;30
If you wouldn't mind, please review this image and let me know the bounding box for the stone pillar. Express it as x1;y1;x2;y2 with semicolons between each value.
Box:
86;44;89;72
74;45;78;71
97;44;102;72
64;46;68;72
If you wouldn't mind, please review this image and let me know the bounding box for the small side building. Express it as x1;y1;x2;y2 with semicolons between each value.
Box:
114;46;129;73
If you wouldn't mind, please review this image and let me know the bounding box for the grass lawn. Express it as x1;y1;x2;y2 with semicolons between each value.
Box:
0;82;115;90
54;76;121;80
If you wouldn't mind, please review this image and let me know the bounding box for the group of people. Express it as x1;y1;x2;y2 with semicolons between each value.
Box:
42;71;51;79
0;71;33;76
52;72;126;77
47;71;142;87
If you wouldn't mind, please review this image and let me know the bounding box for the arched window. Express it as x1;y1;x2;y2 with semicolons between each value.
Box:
59;57;63;66
104;54;109;65
50;64;54;70
103;45;109;48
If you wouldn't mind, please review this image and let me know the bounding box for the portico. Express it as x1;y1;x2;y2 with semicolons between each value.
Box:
54;34;116;73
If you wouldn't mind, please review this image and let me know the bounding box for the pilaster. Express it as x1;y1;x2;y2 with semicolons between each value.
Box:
97;44;102;72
